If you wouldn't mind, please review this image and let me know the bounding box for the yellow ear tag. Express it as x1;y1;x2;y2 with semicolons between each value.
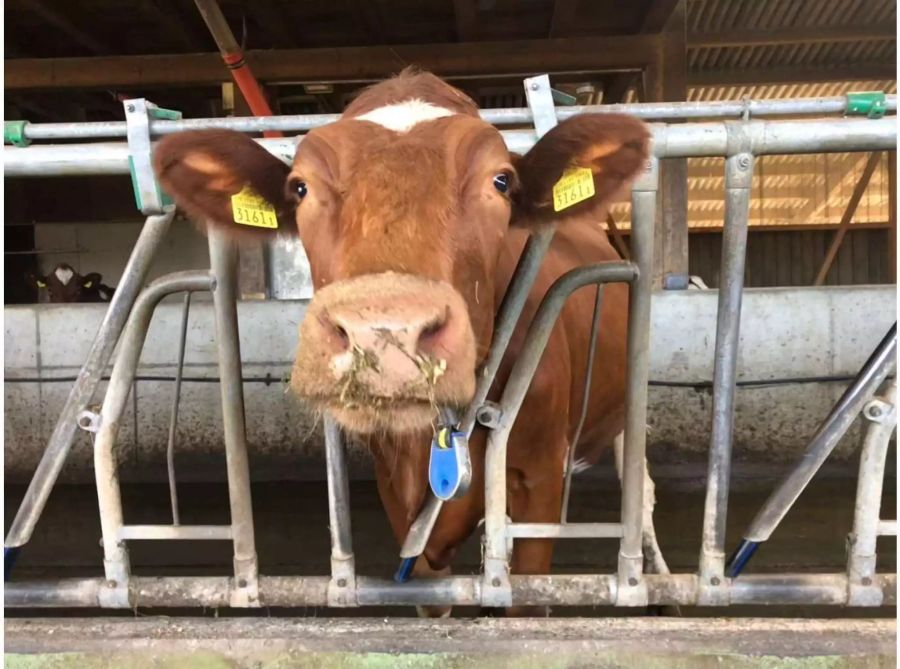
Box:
552;167;595;212
83;281;93;288
231;185;278;229
36;280;46;288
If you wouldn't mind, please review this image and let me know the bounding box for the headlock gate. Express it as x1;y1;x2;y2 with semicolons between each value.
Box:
4;76;897;610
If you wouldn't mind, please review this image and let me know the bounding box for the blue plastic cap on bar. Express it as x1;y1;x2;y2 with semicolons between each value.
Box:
394;556;417;584
726;539;760;578
5;547;20;582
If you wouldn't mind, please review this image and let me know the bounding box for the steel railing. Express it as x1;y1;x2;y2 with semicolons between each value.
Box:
4;79;896;610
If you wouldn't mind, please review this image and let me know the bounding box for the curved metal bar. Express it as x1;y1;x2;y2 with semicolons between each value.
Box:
92;272;214;603
482;261;637;606
4;209;176;550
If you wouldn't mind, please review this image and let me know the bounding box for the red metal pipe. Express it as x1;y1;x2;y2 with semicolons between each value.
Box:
195;0;282;138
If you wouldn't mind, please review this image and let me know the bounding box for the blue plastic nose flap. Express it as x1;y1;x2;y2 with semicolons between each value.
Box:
428;429;472;501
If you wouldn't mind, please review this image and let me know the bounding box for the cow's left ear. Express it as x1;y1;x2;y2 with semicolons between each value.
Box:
82;272;102;289
26;272;47;289
511;114;650;225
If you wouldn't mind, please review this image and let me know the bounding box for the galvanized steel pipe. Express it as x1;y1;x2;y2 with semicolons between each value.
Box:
6;118;895;178
14;95;898;142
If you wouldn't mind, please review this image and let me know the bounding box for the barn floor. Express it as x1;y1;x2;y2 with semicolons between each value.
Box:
5;616;896;668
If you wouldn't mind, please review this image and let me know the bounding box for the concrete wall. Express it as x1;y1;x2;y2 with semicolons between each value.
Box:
4;285;895;483
31;219;212;301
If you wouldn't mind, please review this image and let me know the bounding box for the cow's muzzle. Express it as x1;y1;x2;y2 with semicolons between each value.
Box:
291;272;477;434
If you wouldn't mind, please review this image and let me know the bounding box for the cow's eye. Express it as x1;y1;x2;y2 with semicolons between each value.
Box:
294;181;308;199
492;173;509;193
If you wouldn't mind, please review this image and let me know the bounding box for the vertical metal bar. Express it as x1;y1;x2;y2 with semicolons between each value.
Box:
561;284;605;523
166;292;192;525
5;209;175;550
208;228;259;607
698;150;754;601
616;156;658;607
848;382;897;606
324;416;357;606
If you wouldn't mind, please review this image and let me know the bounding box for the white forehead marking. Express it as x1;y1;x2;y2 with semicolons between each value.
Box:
54;266;74;285
354;99;455;133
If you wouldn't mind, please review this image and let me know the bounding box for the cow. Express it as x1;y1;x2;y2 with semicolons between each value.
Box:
154;68;669;616
28;263;115;303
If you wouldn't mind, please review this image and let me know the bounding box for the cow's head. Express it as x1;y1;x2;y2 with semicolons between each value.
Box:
155;70;649;435
28;264;106;303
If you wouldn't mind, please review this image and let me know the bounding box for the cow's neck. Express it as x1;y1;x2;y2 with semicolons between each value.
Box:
368;430;432;527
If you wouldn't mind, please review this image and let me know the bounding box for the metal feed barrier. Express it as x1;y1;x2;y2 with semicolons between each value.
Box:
4;78;897;610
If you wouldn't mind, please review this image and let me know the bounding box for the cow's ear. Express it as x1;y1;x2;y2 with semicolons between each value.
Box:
26;272;47;289
82;272;102;289
511;114;650;225
153;129;296;241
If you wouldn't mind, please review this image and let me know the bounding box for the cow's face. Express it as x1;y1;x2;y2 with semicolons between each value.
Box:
28;264;102;303
155;72;648;435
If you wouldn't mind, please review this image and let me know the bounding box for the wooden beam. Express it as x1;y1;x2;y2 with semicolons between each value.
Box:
30;0;108;55
606;212;631;259
4;35;659;90
889;151;896;283
688;24;897;49
454;0;480;41
602;0;682;105
548;0;579;38
813;152;882;286
647;0;689;288
640;0;684;33
690;62;896;86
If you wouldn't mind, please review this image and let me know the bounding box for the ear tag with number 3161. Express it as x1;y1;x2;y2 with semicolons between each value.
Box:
231;185;278;229
552;166;595;212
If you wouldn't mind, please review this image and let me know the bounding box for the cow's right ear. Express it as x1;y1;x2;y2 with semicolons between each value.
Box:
26;272;47;289
153;129;296;241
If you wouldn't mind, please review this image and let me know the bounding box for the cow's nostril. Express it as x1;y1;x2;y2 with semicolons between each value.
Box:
416;307;451;355
334;323;349;345
320;312;351;353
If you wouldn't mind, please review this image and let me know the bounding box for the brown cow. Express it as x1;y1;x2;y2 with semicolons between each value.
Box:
28;263;115;303
154;68;668;616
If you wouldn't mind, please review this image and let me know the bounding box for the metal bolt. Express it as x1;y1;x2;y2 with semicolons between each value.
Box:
710;576;721;586
337;578;347;588
862;577;872;586
530;82;540;91
491;577;502;587
106;580;117;589
238;578;247;588
628;577;638;587
738;155;752;169
869;406;883;417
126;104;135;113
